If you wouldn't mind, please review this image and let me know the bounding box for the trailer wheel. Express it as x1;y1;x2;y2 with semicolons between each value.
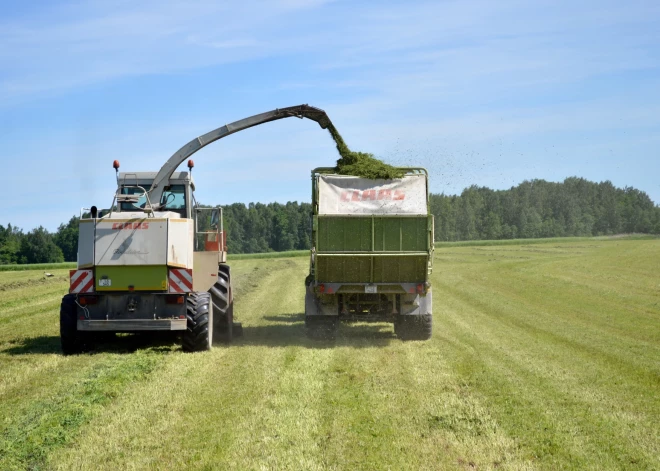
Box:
60;294;87;355
210;265;238;342
305;316;338;340
395;314;432;341
183;292;213;352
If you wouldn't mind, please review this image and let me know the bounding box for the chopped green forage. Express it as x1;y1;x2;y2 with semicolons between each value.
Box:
326;124;404;179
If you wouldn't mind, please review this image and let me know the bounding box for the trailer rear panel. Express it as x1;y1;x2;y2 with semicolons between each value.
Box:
312;172;433;285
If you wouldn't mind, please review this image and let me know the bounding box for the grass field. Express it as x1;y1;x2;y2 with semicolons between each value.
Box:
0;237;658;470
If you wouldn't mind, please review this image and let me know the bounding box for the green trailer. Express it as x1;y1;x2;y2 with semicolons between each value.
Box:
305;167;434;340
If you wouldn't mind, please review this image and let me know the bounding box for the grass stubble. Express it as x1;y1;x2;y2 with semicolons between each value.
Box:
0;238;657;470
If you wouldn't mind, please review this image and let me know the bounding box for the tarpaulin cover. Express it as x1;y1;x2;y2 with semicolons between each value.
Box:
318;174;427;215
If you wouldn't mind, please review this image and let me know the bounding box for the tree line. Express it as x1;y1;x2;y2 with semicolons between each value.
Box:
1;177;658;264
431;177;660;241
0;217;78;264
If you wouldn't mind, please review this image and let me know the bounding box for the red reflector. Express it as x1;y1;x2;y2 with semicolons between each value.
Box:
79;316;85;320
319;284;325;293
79;296;98;305
179;315;186;319
128;285;135;291
416;284;424;293
165;295;184;305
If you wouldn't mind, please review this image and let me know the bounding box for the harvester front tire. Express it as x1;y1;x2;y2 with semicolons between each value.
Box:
183;292;213;352
395;314;432;341
60;294;87;355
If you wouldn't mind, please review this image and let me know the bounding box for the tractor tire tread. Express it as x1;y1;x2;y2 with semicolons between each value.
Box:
60;294;89;355
210;266;234;343
182;292;213;352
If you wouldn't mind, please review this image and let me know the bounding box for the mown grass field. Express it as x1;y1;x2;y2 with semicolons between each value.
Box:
0;237;658;470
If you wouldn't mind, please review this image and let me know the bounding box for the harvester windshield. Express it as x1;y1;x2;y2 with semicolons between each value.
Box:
119;185;151;210
119;184;187;213
159;185;186;210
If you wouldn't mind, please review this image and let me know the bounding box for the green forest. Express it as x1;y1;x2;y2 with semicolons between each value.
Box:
1;177;659;264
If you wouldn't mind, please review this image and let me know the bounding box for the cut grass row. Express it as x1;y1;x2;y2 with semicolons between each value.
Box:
0;238;658;469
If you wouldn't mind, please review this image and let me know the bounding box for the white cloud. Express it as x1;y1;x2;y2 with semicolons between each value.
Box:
2;0;658;104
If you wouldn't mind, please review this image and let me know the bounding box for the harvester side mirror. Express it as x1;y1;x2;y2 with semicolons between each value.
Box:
90;206;98;219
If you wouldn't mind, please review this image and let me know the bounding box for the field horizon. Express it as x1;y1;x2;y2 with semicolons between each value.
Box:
1;233;657;272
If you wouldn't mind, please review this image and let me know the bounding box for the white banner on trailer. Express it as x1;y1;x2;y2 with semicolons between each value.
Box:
318;174;427;215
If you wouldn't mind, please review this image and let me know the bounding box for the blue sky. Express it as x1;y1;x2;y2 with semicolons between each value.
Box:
1;0;659;231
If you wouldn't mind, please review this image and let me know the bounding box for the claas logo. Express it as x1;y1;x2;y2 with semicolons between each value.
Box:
111;222;150;230
340;190;405;202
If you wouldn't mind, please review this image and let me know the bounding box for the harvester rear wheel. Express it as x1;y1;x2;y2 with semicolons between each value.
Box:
209;265;234;342
60;294;88;355
183;292;213;352
394;314;432;341
210;265;239;343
